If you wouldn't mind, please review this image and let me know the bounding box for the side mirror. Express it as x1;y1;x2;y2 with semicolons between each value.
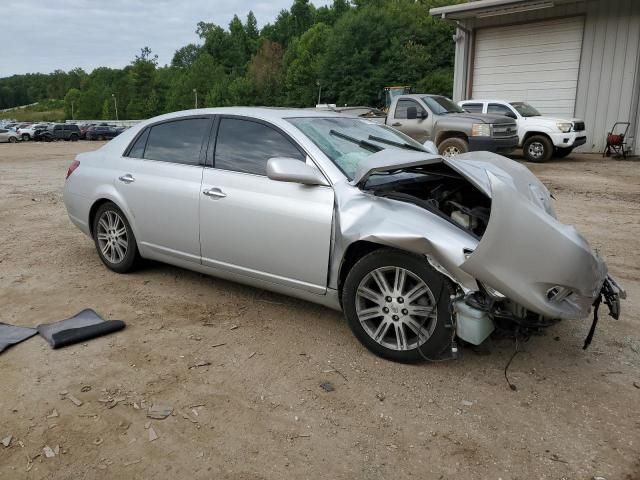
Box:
406;106;417;120
423;140;438;155
267;157;329;186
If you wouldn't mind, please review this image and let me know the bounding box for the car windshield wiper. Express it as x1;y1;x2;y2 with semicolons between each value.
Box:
329;129;382;153
367;135;425;152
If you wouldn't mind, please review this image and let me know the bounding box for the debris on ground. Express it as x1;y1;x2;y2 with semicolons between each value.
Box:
47;409;59;418
93;438;104;446
189;360;211;369
81;385;92;392
147;403;173;419
2;435;12;447
211;343;226;348
376;393;385;402
124;459;142;466
67;394;83;407
148;427;158;442
461;400;473;407
633;382;640;389
248;351;256;359
43;445;56;458
320;382;335;392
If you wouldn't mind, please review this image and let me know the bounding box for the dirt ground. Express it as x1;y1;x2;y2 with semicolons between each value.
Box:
0;141;639;480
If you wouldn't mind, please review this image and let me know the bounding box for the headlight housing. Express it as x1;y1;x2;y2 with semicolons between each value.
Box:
471;123;491;137
556;122;572;133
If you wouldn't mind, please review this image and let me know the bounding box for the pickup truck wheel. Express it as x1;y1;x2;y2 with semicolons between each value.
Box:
554;147;573;158
21;134;30;141
70;134;79;142
342;248;454;363
523;135;553;162
438;138;468;157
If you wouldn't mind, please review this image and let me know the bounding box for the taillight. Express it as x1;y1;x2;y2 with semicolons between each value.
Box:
66;160;80;179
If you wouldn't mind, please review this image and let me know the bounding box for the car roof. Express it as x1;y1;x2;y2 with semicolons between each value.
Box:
460;99;517;104
144;107;350;123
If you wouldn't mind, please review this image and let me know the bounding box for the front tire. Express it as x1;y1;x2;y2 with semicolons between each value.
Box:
523;135;553;162
92;202;139;273
9;136;17;143
22;134;30;141
342;249;454;363
438;137;469;157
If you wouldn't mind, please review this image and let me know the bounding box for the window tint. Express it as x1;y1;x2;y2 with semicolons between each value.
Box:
462;103;483;113
488;103;515;117
214;118;304;175
0;129;6;133
394;100;426;119
127;128;149;158
144;118;209;165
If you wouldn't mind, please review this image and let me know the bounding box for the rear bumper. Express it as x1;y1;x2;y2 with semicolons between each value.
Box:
469;136;519;153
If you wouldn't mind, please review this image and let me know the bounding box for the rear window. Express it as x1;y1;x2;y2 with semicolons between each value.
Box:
461;103;483;113
143;118;209;165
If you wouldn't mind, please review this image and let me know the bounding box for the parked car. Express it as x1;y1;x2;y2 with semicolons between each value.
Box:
459;100;587;162
79;123;95;139
17;123;49;141
43;123;80;141
340;94;519;157
86;125;119;141
62;108;624;362
0;127;20;143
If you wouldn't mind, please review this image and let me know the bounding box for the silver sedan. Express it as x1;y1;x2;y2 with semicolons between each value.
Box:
63;108;624;362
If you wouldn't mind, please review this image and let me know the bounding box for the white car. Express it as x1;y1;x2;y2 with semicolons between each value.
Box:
0;127;20;143
17;123;49;141
458;100;586;162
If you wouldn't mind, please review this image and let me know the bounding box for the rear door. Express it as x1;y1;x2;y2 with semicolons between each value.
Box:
199;116;334;293
114;116;211;263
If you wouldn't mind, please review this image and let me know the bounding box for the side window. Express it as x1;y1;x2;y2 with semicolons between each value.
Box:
394;100;425;119
127;128;149;158
143;118;209;165
488;103;515;117
462;103;484;113
0;129;6;133
214;118;304;176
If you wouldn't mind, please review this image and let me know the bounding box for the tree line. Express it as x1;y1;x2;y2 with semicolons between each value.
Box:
0;0;460;120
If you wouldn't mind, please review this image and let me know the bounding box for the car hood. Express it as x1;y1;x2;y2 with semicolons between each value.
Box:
350;149;607;319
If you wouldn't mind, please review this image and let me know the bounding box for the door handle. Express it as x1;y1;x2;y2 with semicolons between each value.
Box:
203;187;227;199
392;122;402;127
118;174;135;184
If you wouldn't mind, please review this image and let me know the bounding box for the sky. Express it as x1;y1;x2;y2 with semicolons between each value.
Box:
0;0;331;78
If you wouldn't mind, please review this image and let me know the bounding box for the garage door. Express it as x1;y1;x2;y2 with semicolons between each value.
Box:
472;17;584;118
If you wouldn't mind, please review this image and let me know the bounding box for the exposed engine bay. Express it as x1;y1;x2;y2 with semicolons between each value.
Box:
363;163;491;239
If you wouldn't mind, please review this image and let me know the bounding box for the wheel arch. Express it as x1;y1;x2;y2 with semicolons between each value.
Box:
522;131;553;145
337;240;388;300
435;130;468;146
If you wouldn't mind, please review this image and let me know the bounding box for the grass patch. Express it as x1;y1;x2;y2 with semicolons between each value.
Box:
0;99;65;122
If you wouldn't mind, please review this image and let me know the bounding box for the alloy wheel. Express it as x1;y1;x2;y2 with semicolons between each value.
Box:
96;210;128;264
355;266;437;351
527;141;545;160
442;146;460;157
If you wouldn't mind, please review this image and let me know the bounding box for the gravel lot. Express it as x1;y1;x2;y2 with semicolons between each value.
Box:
1;141;639;479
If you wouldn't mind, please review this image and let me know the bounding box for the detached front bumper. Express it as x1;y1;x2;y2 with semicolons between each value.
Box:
549;130;587;148
469;136;519;154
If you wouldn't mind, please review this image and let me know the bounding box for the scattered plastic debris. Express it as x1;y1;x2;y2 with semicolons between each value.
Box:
148;427;158;442
2;435;12;447
43;445;56;458
67;394;83;407
147;403;173;419
320;382;334;392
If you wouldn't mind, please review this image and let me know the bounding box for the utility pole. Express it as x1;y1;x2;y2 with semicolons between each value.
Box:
71;101;74;120
193;88;198;109
111;94;118;121
316;80;322;106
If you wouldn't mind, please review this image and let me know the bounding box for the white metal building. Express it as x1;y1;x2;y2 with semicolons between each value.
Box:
430;0;640;154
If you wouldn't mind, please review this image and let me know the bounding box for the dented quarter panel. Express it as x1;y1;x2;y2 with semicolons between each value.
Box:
328;181;480;293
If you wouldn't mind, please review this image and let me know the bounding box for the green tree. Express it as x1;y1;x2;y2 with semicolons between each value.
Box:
64;88;81;119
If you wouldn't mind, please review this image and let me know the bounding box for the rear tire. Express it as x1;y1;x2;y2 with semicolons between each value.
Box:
21;134;30;141
70;134;78;142
438;137;469;157
92;202;139;273
9;136;17;143
342;248;454;363
554;147;573;158
523;135;553;162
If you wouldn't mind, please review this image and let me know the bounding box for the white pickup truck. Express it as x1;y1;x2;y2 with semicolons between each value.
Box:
458;99;586;162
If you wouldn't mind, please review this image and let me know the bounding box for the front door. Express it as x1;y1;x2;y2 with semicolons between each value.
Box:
199;117;334;293
114;116;211;263
391;99;432;143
